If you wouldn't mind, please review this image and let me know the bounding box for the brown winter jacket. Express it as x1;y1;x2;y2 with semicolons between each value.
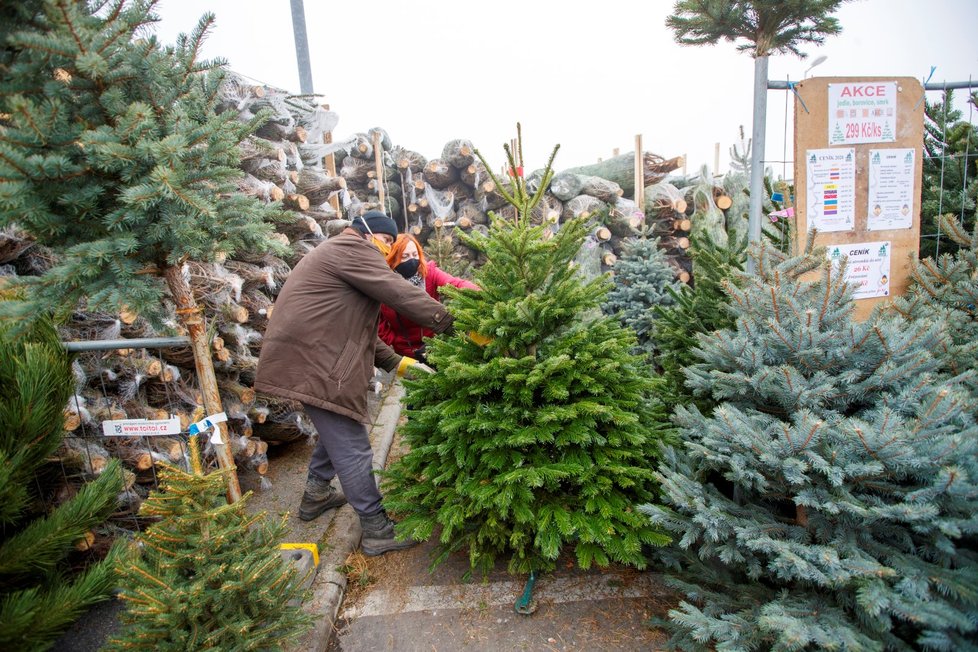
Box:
254;230;453;422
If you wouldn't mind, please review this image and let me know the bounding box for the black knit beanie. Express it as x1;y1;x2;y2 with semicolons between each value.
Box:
352;210;398;240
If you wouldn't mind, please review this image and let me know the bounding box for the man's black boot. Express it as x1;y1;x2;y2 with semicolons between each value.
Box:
360;509;417;556
298;476;347;521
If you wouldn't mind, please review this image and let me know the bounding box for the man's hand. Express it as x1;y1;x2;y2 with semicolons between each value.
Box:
397;356;435;377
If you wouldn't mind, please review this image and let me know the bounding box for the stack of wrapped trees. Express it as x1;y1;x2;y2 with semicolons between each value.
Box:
641;166;740;284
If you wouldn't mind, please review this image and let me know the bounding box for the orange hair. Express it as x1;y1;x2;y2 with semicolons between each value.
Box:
385;233;428;277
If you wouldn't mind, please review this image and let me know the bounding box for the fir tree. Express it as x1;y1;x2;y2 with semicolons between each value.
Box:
0;0;281;324
894;213;978;384
0;301;124;650
382;131;670;575
920;90;978;259
602;236;680;358
0;0;286;497
107;438;313;650
654;230;746;411
644;241;978;650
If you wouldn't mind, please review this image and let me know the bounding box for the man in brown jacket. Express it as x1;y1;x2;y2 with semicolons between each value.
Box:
255;211;454;556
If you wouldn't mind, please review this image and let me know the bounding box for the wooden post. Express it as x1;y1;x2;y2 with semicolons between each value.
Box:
634;134;645;229
612;147;620;157
682;154;687;176
321;104;340;214
163;264;241;503
371;130;385;209
714;142;721;176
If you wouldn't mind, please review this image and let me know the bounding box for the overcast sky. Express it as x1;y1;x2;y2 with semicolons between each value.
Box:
153;0;978;177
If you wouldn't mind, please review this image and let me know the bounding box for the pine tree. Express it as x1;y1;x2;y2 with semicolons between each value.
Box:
0;299;124;650
920;90;978;259
654;230;746;411
381;130;670;575
107;438;313;650
602;236;680;358
894;213;978;384
644;241;978;650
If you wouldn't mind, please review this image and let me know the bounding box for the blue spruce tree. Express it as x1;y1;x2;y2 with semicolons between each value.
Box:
602;236;680;358
382;130;670;575
644;241;978;650
894;213;978;383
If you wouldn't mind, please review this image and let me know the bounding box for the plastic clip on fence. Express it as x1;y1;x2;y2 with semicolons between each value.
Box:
514;570;538;615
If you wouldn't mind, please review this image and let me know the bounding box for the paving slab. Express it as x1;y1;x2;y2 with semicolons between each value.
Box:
322;393;676;652
327;537;672;652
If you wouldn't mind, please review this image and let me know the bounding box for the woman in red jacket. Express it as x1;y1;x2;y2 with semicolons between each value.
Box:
379;234;478;361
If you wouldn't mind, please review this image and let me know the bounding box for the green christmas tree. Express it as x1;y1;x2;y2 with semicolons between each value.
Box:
382;131;670;575
107;438;312;650
0;301;124;650
894;213;978;383
653;230;746;411
644;241;978;650
602;236;680;358
920;90;978;259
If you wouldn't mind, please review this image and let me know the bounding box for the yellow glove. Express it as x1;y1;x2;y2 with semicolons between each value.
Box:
468;331;493;347
397;356;435;377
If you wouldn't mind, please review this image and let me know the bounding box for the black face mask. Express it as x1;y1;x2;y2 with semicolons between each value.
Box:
394;258;420;279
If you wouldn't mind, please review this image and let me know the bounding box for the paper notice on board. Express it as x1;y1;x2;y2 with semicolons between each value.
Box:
827;241;892;300
806;148;855;233
828;81;897;145
867;148;915;231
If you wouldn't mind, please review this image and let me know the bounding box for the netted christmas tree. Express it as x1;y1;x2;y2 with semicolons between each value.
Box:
0;300;124;650
107;437;312;650
602;236;680;358
653;229;746;411
643;240;978;650
382;130;670;575
894;213;978;383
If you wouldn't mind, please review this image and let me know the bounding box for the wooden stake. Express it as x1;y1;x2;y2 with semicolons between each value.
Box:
321;103;340;215
372;130;385;209
714;142;720;176
634;134;645;229
164;264;241;502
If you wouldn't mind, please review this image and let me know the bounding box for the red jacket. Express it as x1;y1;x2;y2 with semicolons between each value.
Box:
378;262;477;357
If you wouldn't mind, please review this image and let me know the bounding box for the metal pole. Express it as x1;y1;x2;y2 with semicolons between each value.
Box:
289;0;314;94
63;336;191;352
747;55;769;274
768;79;978;91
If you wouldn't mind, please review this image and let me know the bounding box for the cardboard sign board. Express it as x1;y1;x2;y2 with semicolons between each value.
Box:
793;76;923;321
